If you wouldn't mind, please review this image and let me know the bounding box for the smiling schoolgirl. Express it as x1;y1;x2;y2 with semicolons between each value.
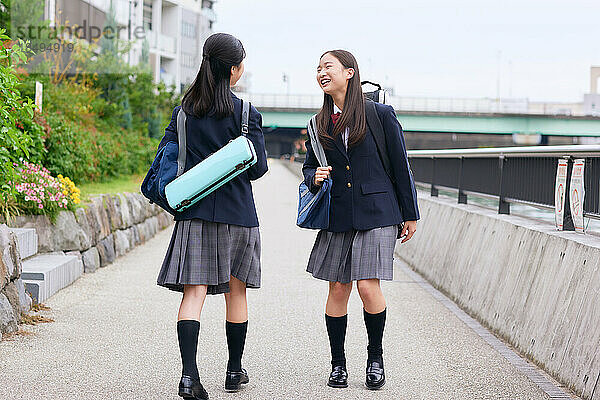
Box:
302;50;419;390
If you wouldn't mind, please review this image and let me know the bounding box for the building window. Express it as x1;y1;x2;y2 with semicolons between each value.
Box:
143;0;152;31
182;53;197;69
181;22;196;38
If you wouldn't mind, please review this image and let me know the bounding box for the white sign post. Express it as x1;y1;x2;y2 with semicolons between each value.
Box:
569;159;585;233
555;159;568;230
35;81;43;113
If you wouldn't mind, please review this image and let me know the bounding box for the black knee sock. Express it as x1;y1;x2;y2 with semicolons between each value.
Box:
364;308;386;364
325;314;347;368
177;320;200;379
226;321;248;372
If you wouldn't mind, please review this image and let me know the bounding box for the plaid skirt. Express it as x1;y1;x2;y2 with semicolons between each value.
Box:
306;225;398;283
157;219;261;295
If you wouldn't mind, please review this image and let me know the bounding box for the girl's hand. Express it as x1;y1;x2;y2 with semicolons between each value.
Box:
313;166;332;186
400;220;417;243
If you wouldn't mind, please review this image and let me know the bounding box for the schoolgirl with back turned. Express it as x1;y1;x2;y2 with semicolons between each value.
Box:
302;50;419;390
155;33;267;399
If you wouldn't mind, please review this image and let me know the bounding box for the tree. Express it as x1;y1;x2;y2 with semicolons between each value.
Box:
94;4;132;130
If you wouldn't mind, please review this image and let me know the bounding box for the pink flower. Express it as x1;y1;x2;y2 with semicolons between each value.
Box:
38;204;43;209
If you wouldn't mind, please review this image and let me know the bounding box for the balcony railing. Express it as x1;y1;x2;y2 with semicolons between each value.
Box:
147;30;177;55
202;6;217;22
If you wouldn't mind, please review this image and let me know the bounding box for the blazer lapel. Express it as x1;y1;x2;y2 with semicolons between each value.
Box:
328;124;349;161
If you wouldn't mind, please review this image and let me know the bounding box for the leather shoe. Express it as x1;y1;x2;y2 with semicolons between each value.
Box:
178;375;209;400
327;365;348;388
224;369;249;392
365;360;385;390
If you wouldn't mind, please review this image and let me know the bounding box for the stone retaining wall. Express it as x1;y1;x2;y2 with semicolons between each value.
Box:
0;193;172;339
0;225;32;341
10;193;173;273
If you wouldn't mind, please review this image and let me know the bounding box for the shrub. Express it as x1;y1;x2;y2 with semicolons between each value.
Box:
0;28;46;218
42;114;97;181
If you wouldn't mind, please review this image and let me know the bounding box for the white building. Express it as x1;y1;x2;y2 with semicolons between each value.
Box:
47;0;215;92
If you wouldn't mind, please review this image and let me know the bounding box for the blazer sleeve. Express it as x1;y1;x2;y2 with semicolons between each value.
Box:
157;106;180;150
302;132;322;194
246;105;269;181
379;104;420;221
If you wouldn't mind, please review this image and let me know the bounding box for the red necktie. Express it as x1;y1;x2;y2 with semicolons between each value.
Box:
331;112;341;125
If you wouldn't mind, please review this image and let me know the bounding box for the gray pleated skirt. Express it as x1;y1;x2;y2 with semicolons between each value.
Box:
306;225;398;283
157;219;261;295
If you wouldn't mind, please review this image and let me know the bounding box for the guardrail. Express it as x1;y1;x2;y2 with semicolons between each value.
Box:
407;145;600;222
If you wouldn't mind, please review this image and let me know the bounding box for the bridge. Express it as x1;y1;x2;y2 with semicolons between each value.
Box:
242;93;600;156
2;159;597;399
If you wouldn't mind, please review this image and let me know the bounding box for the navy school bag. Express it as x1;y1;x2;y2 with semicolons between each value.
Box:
362;80;409;238
296;116;331;229
140;109;187;215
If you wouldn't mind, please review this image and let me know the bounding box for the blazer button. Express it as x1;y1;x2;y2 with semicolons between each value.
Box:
347;182;352;188
346;165;350;170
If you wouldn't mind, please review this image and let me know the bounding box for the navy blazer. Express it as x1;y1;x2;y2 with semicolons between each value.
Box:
157;93;268;227
302;102;419;232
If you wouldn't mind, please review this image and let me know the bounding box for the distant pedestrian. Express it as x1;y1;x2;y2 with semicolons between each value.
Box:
302;49;419;390
156;33;268;400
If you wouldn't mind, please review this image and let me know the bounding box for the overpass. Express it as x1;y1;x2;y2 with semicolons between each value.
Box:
259;108;600;137
242;93;600;155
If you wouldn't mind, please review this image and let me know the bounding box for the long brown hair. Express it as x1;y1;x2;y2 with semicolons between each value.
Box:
316;50;366;148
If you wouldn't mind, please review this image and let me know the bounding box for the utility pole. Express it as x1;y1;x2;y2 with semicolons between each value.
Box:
496;50;501;101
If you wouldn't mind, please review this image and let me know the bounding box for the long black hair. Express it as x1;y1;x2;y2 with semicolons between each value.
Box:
182;33;246;119
316;50;366;148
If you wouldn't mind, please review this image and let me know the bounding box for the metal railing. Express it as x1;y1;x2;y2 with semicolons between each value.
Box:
407;145;600;220
243;92;587;116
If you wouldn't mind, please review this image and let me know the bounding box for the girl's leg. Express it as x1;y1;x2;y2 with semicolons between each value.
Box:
325;282;353;369
177;285;208;380
357;279;387;389
224;276;248;372
356;279;386;314
357;279;387;361
326;281;353;317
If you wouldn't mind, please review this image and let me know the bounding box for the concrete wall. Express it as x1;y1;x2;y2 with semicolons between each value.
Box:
396;193;600;399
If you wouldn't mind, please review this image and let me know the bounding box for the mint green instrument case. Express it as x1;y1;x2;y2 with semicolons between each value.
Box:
165;100;257;212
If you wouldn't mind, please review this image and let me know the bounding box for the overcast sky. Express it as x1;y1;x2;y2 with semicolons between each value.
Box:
213;0;599;102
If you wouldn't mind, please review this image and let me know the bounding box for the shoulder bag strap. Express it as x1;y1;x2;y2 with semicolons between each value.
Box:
241;99;250;136
176;108;187;177
307;116;328;167
365;100;393;182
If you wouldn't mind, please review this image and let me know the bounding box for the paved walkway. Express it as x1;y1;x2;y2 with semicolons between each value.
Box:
0;160;569;399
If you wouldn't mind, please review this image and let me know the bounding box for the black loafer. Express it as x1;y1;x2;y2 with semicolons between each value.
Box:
224;369;249;392
327;365;348;388
178;375;209;400
365;360;385;390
